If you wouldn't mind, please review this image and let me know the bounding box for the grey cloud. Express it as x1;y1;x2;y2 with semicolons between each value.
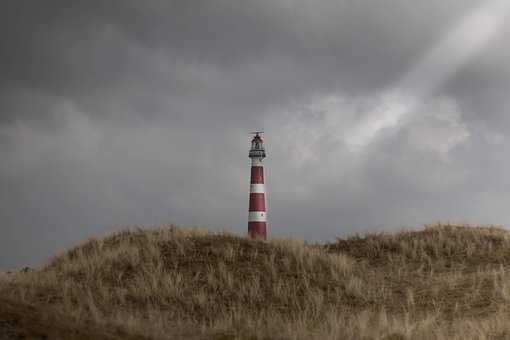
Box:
1;0;510;269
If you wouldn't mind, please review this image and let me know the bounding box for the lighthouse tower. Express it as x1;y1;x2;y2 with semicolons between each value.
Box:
248;132;267;240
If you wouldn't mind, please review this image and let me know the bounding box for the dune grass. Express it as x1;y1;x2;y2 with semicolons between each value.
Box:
2;224;510;339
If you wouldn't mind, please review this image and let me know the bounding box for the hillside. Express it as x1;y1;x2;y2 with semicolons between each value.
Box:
2;224;510;339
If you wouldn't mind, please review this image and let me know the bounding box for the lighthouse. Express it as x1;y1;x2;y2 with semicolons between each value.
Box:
248;132;267;240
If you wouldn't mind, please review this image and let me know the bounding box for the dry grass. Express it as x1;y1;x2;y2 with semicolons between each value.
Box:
2;223;510;339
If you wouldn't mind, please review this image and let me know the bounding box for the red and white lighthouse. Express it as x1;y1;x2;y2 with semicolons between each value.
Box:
248;132;267;240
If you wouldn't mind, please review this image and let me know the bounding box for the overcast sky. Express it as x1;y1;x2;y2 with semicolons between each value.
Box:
2;0;510;269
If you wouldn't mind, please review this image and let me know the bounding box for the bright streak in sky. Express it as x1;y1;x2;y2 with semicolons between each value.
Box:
345;0;510;148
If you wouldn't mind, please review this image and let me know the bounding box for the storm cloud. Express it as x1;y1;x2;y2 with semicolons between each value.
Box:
2;0;510;269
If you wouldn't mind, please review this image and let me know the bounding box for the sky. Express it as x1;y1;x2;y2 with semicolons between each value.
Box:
2;0;510;269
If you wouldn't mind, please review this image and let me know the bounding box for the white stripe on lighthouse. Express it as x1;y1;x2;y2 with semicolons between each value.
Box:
250;184;266;193
251;158;264;166
248;211;267;222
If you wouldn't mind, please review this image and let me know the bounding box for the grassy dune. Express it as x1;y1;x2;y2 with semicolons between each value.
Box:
2;224;510;339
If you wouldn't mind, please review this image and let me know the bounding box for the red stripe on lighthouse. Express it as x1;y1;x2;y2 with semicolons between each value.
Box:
250;166;264;184
248;222;266;239
249;193;266;211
